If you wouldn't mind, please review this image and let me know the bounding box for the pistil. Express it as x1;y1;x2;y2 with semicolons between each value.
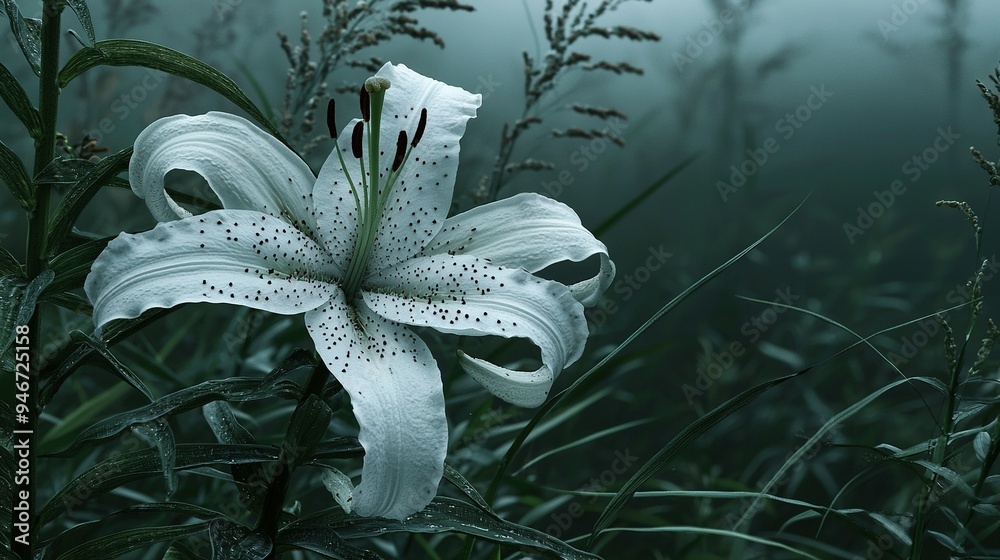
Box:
339;76;427;302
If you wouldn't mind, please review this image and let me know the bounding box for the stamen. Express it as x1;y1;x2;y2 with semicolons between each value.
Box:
412;108;427;148
392;130;407;172
326;99;337;138
360;86;371;122
352;121;364;158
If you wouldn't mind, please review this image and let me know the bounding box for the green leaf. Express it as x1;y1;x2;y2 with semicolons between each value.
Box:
47;147;131;250
736;376;949;534
282;498;601;559
37;381;132;455
260;347;318;386
58;522;212;560
43;235;112;296
0;269;54;358
592;152;699;237
0;138;34;211
131;418;179;499
0;61;41;136
442;463;497;519
926;530;965;553
39;308;175;403
47;377;297;458
588;370;811;548
68;331;155;400
285;394;332;468
0;246;21;277
276;527;382;560
39;443;281;526
63;0;96;45
209;518;272;560
38;502;224;558
202;401;267;513
59;40;285;141
311;437;364;460
1;0;41;75
162;542;202;560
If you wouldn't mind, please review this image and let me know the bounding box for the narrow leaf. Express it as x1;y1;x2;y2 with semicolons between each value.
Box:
64;330;154;402
59;40;284;141
38;502;224;558
0;269;53;358
0;246;20;277
282;498;600;560
0;138;34;210
58;522;211;560
275;526;382;560
592;152;699;237
47;377;292;458
442;463;497;519
39;443;281;526
63;0;96;45
131;418;179;499
203;401;267;512
589;369;809;547
1;0;41;74
0;61;40;135
43;236;112;296
37;381;132;455
285;394;332;467
736;377;947;532
47;147;131;249
209;518;272;560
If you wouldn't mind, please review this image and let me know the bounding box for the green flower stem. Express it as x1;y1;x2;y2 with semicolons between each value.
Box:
19;3;62;559
911;302;979;559
28;0;62;273
342;87;387;300
257;362;330;559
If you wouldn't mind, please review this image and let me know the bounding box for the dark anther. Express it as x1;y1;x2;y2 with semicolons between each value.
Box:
392;130;408;172
352;121;364;158
326;99;337;138
360;85;371;122
412;108;427;148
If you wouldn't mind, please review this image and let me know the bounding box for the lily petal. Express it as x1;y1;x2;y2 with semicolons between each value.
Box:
420;193;615;307
368;62;481;268
85;209;337;327
305;292;447;520
130;112;321;241
363;254;588;407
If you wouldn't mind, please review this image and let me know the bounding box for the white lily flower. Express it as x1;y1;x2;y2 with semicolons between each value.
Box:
85;62;615;520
